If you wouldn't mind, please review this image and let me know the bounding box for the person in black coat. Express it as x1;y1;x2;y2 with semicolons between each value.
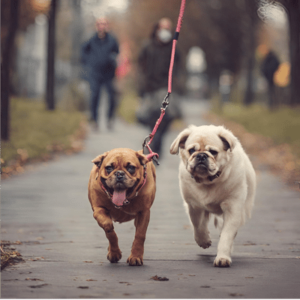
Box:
261;50;280;108
137;18;182;157
81;17;119;130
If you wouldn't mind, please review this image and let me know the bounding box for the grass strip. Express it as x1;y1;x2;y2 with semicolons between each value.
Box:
213;103;300;158
1;97;86;174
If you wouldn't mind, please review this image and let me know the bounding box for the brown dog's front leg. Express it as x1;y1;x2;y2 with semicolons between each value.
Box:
93;207;122;263
127;209;150;266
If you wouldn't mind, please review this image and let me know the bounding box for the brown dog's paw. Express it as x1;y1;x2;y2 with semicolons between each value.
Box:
107;248;122;263
213;255;231;268
127;255;143;266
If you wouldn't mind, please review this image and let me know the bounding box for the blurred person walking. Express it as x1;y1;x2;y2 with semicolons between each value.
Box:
81;17;119;130
137;18;182;157
261;50;280;109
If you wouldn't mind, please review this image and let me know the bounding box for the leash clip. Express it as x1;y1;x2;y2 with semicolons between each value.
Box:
142;135;151;150
161;92;170;110
142;136;159;165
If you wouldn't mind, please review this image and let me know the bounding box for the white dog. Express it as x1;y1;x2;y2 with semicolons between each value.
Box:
170;125;256;267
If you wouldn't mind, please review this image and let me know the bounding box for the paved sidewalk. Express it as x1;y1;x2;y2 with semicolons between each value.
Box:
1;99;300;298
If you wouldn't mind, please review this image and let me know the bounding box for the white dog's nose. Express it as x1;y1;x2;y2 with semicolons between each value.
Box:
196;153;208;162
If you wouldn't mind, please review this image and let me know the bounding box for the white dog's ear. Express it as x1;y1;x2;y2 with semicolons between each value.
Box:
218;127;238;151
92;152;108;168
170;126;194;155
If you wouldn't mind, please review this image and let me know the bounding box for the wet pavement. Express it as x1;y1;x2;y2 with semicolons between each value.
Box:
1;98;300;298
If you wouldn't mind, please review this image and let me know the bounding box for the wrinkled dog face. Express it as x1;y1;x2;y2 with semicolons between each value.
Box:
103;160;137;192
170;125;237;183
92;148;148;206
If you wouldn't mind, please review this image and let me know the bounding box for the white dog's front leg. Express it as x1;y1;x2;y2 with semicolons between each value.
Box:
187;204;211;249
214;201;243;267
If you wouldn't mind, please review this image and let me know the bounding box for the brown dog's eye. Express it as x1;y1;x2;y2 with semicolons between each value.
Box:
188;148;195;155
127;165;136;174
105;166;114;174
209;149;218;156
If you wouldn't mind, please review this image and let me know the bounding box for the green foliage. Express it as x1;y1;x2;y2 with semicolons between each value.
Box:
214;103;300;156
1;97;84;165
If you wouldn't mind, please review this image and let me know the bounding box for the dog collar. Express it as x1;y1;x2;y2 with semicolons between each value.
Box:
98;164;148;208
208;171;222;182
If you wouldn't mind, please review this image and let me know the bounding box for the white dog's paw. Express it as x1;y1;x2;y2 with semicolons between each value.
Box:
213;255;232;268
195;234;212;249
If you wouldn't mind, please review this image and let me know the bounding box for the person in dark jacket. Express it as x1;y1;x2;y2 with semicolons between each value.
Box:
261;50;280;109
137;18;182;157
81;17;119;130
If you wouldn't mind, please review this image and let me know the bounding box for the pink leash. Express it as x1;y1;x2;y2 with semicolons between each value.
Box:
168;0;186;94
143;0;186;164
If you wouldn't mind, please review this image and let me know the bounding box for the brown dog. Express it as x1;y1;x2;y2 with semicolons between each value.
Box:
88;148;156;266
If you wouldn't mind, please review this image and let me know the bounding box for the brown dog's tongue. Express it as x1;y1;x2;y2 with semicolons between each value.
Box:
112;190;126;207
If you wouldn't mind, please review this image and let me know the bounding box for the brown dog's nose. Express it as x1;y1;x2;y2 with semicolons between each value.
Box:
115;170;125;181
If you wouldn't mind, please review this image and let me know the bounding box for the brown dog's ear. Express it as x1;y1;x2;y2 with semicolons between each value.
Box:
218;127;238;151
92;152;108;168
136;151;148;166
170;125;195;155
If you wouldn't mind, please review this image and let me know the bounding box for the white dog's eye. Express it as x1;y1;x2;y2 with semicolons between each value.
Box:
209;149;218;156
188;148;196;155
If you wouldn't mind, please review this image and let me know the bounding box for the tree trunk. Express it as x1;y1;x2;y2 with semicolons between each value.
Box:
244;49;256;106
1;0;20;141
243;0;258;106
286;1;300;106
71;0;83;80
46;0;57;110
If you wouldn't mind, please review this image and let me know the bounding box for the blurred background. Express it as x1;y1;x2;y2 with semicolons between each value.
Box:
1;0;300;186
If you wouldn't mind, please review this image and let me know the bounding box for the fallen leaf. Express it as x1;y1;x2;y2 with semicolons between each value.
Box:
26;278;43;281
29;284;48;288
229;293;244;297
201;285;210;288
29;257;45;261
151;275;169;281
86;279;97;281
119;282;132;285
83;261;93;263
243;242;257;246
78;286;89;289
